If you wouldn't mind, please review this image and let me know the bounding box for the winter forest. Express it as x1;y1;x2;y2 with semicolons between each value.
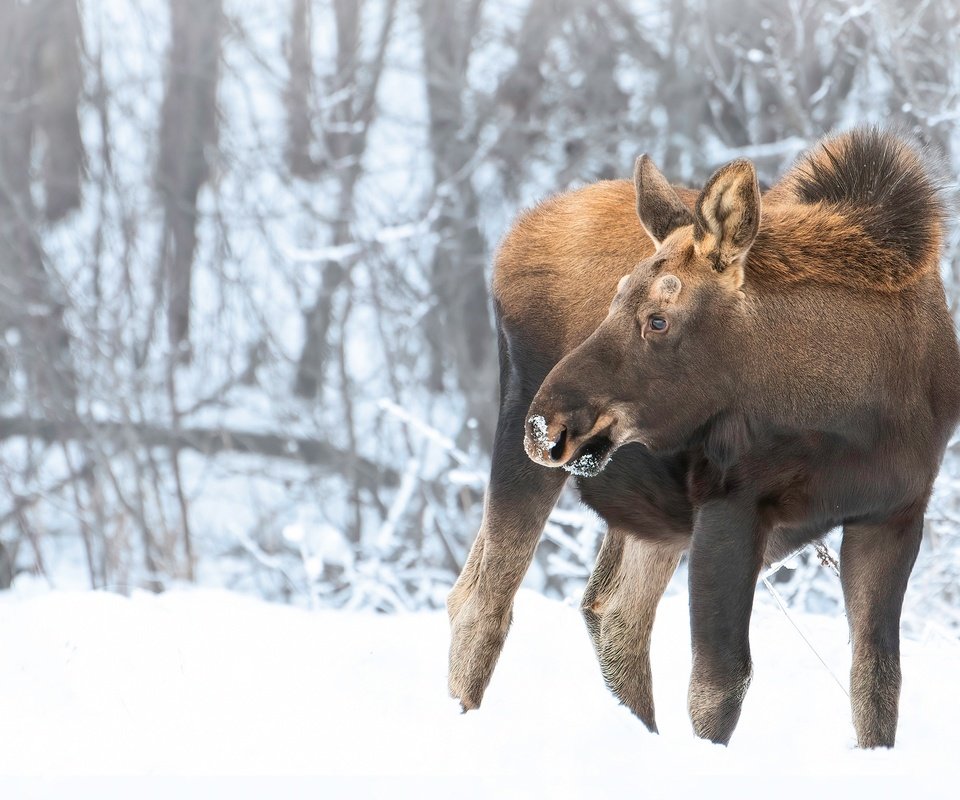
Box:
8;0;960;783
4;1;960;621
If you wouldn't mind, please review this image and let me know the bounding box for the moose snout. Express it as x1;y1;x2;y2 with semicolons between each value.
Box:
524;413;574;466
524;405;618;470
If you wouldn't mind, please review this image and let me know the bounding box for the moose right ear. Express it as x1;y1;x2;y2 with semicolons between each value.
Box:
634;154;695;249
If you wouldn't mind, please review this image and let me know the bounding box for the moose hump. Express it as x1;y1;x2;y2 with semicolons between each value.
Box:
749;127;945;293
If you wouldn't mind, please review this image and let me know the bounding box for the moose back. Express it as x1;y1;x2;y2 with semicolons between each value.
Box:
446;128;960;748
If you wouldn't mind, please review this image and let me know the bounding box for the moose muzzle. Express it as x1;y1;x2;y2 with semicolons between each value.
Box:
523;406;619;477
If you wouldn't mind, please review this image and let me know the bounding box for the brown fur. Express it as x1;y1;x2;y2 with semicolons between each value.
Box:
493;180;699;354
771;128;944;280
747;204;920;292
582;531;684;730
447;461;565;711
448;127;960;749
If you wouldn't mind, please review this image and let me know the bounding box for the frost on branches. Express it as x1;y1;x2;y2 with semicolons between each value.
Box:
0;0;959;638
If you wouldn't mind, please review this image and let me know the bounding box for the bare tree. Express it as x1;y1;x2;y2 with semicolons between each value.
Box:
293;0;397;399
0;0;959;619
156;0;224;357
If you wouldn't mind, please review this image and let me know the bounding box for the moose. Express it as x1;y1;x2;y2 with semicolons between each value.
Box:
447;128;960;748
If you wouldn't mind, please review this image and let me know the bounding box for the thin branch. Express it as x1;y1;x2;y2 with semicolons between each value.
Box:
0;416;400;491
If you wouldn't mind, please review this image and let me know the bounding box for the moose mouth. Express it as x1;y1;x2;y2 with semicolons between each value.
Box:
561;434;615;478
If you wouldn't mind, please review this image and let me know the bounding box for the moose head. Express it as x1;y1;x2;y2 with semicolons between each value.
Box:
524;155;761;476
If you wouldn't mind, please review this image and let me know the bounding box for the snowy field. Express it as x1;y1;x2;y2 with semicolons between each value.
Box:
1;586;959;796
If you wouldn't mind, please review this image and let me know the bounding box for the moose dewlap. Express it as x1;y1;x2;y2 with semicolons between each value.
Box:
447;127;960;748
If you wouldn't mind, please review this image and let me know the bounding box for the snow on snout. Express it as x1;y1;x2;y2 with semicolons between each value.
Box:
524;414;558;460
563;450;603;477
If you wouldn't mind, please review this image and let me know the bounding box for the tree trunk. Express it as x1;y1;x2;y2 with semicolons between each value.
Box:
294;0;397;398
284;0;319;178
156;0;224;356
418;0;497;445
0;0;79;413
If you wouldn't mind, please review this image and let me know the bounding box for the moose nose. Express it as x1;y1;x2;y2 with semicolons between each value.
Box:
524;413;576;466
524;405;620;470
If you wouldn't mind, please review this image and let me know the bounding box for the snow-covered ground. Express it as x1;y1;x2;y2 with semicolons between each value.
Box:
1;586;958;795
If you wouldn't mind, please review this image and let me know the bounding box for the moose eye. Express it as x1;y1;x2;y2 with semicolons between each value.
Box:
648;315;669;333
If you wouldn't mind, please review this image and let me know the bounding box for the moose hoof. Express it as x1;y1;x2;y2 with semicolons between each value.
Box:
688;670;752;745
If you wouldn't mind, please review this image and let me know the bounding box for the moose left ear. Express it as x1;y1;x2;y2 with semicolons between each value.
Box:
634;154;695;249
694;159;760;287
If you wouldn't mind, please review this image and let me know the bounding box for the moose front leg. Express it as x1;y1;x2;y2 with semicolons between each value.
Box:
686;500;766;744
582;529;685;731
840;511;923;748
447;405;566;711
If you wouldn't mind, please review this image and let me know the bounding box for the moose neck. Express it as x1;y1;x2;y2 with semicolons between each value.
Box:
732;276;929;437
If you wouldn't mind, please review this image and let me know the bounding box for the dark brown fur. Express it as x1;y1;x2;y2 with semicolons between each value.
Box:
447;128;960;748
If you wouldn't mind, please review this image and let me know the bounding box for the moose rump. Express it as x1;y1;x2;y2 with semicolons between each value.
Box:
447;127;960;749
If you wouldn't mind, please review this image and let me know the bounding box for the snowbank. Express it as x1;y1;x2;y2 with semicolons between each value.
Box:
1;586;958;793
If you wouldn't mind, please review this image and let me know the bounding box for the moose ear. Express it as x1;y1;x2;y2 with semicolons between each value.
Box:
634;154;695;249
694;159;760;286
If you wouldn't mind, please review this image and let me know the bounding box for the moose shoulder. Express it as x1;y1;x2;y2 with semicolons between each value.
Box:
447;128;960;749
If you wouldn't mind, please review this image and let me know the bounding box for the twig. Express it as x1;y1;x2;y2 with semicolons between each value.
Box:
814;541;841;577
377;399;470;466
762;575;849;699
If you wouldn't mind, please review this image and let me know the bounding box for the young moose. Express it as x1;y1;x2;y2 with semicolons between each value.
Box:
447;128;960;748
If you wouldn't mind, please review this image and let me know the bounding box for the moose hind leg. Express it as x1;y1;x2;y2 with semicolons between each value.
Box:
841;511;923;748
448;395;566;712
582;529;684;732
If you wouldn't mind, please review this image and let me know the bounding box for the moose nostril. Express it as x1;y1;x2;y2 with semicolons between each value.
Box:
549;427;568;462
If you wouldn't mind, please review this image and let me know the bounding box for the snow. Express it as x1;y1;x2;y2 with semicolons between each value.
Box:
1;586;958;794
525;413;556;460
562;449;604;477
